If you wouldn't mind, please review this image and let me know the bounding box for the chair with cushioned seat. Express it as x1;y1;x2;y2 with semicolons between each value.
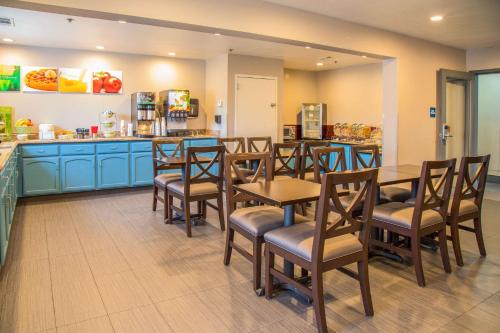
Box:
264;168;378;333
447;155;490;266
299;141;329;182
152;138;184;222
247;136;272;153
351;145;412;203
218;137;254;178
166;145;225;237
271;142;301;180
370;159;456;286
223;152;308;292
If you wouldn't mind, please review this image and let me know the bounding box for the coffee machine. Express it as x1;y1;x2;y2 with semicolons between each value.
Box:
131;92;156;137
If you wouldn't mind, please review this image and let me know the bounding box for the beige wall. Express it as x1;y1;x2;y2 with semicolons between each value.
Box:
227;54;284;140
205;54;228;136
5;0;467;163
317;63;383;125
0;44;206;131
283;69;317;124
466;46;500;70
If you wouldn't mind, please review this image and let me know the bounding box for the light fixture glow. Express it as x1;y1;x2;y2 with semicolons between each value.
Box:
168;52;176;56
430;15;443;22
2;38;14;43
117;20;127;24
361;55;367;58
305;46;311;49
96;45;105;50
214;33;221;36
316;62;324;67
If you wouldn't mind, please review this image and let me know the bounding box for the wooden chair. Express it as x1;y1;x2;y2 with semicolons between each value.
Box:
370;159;456;286
271;142;301;180
447;155;490;266
166;145;225;237
152;138;184;222
247;136;272;153
299;141;330;182
351;145;412;203
218;137;246;154
223;152;308;292
264;168;379;333
312;146;348;184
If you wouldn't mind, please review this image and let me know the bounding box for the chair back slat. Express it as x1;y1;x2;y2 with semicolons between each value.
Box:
247;136;272;153
313;147;348;187
412;159;456;228
350;145;381;190
185;146;225;188
299;141;329;179
225;153;271;217
218;137;246;154
313;169;378;262
152;138;184;176
271;142;301;178
450;155;490;216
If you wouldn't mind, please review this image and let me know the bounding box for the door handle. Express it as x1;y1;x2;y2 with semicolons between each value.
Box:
270;103;276;108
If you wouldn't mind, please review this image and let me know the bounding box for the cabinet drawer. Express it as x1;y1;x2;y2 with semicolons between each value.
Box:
130;141;152;153
96;142;129;154
21;144;59;157
186;139;217;147
60;144;95;156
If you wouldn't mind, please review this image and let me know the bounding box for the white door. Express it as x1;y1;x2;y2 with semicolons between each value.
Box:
235;75;278;143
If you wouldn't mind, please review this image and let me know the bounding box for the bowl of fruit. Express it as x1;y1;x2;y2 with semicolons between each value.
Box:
15;118;34;134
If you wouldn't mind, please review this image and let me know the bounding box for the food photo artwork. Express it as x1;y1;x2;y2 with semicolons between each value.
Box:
58;68;91;93
92;70;123;94
0;65;21;92
21;66;58;92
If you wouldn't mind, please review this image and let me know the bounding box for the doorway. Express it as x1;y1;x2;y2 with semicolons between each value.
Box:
234;75;278;143
436;69;475;160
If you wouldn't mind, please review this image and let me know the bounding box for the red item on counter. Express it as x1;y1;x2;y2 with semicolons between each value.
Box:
90;126;98;134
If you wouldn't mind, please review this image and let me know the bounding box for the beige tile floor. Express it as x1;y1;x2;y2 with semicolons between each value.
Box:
0;188;499;333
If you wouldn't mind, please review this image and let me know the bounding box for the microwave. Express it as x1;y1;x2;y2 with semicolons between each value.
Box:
283;125;298;141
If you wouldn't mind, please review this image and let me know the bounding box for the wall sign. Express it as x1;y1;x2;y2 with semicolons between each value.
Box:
0;65;21;91
59;68;91;93
21;66;58;92
92;70;123;94
429;107;436;118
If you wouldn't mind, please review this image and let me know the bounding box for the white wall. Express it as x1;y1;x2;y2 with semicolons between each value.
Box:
478;73;500;176
0;44;206;131
316;63;383;126
283;69;317;124
205;54;228;137
466;46;500;70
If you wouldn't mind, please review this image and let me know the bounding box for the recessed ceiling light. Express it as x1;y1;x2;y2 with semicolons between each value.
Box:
168;52;176;56
316;62;324;67
2;38;14;43
430;15;443;22
361;55;367;58
214;33;221;36
305;46;311;49
96;45;105;50
117;20;127;24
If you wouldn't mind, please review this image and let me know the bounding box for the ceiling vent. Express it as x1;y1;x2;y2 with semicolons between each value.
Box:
0;17;15;27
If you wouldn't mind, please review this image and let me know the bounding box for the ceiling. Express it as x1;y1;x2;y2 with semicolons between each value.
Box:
0;7;379;71
263;0;500;49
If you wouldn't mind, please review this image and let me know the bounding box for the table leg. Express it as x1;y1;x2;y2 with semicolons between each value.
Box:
411;180;419;197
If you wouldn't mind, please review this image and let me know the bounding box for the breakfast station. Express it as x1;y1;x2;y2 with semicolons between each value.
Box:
0;1;499;333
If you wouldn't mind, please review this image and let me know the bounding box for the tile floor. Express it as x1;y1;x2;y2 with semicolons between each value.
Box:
0;188;499;333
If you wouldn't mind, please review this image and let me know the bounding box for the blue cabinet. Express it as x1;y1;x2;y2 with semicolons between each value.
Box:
61;155;96;192
22;157;60;196
97;153;130;189
330;143;352;170
0;186;7;265
131;153;153;186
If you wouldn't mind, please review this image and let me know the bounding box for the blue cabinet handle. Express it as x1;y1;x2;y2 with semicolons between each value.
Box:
110;146;117;150
76;148;83;151
37;149;45;153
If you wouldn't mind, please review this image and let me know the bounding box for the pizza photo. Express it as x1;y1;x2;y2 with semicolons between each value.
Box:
22;66;58;92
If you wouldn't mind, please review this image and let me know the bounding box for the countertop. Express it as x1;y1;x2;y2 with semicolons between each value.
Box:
0;135;219;172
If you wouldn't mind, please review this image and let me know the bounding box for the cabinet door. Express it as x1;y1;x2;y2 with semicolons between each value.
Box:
330;144;352;170
22;157;60;196
97;153;130;189
0;188;7;266
130;153;153;186
61;155;96;192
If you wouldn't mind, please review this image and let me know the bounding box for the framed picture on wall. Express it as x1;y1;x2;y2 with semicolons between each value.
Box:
0;65;21;92
21;66;58;92
58;68;92;93
92;70;123;94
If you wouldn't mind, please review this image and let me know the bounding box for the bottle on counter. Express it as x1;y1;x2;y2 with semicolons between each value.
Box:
154;118;161;136
127;123;133;137
120;120;126;137
160;117;167;136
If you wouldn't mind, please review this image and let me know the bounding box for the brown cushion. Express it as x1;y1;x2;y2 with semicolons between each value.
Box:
373;202;444;229
154;173;182;187
167;181;218;196
380;186;412;203
230;205;308;237
264;221;363;262
448;199;479;216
